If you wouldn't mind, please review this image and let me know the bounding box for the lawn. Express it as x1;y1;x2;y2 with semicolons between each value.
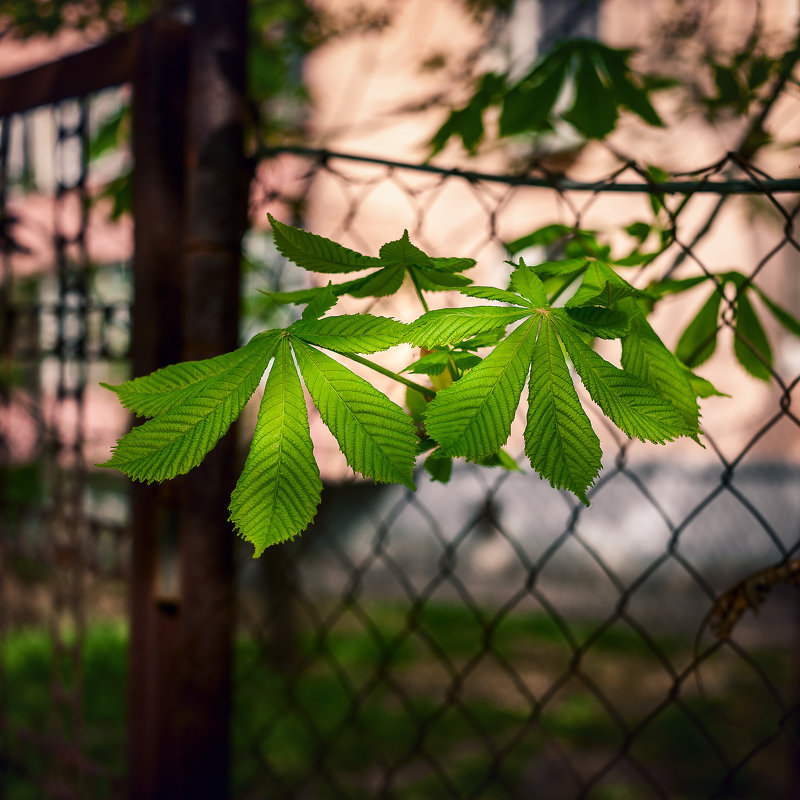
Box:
0;602;795;798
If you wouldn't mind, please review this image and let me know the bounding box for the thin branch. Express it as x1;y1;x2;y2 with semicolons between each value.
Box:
663;29;800;277
408;270;430;313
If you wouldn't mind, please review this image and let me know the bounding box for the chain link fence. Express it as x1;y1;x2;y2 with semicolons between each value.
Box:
0;93;131;798
232;146;800;799
1;8;799;800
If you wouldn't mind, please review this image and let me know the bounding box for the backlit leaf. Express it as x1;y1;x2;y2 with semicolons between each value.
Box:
379;230;434;270
734;292;772;380
258;286;332;306
412;268;472;291
347;265;406;298
301;283;338;321
430;256;477;273
565;261;648;308
554;313;693;443
101;333;279;482
101;330;281;419
424;317;538;459
228;337;322;554
291;315;408;354
268;213;380;273
684;367;728;399
293;340;416;488
423;449;453;483
408;306;532;348
621;308;699;432
459;285;531;305
525;317;601;504
506;224;574;254
404;349;452;376
475;449;521;471
509;264;547;306
675;289;723;367
564;307;631;339
649;275;709;298
529;258;589;276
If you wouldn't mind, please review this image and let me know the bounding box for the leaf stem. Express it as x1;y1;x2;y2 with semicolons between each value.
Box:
335;351;437;399
446;352;460;382
409;270;430;313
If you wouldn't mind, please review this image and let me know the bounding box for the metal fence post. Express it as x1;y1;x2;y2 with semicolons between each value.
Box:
176;0;248;797
129;2;246;794
129;0;247;794
128;14;190;800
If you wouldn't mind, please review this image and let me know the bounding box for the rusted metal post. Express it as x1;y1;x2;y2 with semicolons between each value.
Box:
129;1;246;794
176;0;248;797
128;14;190;800
129;0;247;795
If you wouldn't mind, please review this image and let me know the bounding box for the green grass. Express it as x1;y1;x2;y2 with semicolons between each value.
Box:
1;622;128;800
0;603;794;799
231;601;794;798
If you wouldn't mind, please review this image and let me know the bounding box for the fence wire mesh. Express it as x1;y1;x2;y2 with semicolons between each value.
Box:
232;146;800;799
0;93;131;799
1;10;800;799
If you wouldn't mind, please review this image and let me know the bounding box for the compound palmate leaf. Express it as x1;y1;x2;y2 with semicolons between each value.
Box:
421;264;700;500
290;314;408;354
409;306;532;348
101;331;280;482
553;312;694;443
100;342;274;420
425;317;539;460
229;337;322;555
379;230;474;292
268;213;380;273
525;318;602;505
620;306;699;432
103;319;418;551
102;222;711;552
292;339;417;489
266;220;476;306
100;331;279;418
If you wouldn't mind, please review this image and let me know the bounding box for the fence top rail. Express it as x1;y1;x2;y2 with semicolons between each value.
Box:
259;145;800;197
0;16;190;118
